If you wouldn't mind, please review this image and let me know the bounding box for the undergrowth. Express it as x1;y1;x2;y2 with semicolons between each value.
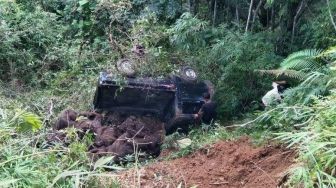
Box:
251;46;336;187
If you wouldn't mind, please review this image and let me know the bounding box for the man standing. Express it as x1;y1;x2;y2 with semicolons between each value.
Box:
195;92;217;125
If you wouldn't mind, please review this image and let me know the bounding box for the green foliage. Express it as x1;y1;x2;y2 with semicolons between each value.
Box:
195;32;279;117
281;49;323;71
283;71;333;104
257;69;307;80
168;13;208;51
10;109;42;133
298;1;336;49
0;106;117;187
258;49;325;80
167;15;282;118
274;93;336;187
0;2;66;86
253;45;336;187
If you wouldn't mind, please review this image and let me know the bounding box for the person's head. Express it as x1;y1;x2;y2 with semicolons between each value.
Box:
203;92;211;101
272;82;279;89
274;80;289;93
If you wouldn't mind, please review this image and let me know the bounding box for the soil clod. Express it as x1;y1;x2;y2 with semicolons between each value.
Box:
48;110;166;161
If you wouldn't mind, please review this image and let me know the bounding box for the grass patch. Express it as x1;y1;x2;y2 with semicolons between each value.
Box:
162;122;273;160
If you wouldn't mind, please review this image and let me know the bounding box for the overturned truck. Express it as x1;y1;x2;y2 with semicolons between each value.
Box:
94;63;214;134
52;61;214;161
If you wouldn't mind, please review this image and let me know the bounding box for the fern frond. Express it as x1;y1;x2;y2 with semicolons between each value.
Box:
281;49;322;71
257;69;307;80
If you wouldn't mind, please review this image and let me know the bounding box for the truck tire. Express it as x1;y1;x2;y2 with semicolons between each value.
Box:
179;66;197;82
116;59;136;77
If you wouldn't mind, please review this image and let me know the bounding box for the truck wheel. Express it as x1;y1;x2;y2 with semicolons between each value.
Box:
180;66;197;82
116;59;136;77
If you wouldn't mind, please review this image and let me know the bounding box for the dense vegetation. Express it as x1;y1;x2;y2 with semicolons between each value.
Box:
0;0;336;187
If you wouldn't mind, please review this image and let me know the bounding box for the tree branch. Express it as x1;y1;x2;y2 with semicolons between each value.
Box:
251;0;264;31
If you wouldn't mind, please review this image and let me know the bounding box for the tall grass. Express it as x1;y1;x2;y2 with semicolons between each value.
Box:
0;87;122;187
273;93;336;187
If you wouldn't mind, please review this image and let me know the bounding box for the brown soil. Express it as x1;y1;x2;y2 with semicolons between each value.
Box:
117;137;296;188
48;110;165;161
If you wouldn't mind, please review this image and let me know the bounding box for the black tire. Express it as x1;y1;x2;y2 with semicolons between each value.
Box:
116;58;136;77
179;66;197;82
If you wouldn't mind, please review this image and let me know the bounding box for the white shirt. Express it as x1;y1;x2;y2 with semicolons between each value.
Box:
262;83;281;106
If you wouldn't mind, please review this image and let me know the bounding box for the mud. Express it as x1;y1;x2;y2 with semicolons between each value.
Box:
48;110;165;161
117;137;296;188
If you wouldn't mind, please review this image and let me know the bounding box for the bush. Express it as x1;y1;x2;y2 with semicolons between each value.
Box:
0;3;66;86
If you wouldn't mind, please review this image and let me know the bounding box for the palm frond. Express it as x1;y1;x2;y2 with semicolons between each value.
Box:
281;49;323;71
257;69;307;80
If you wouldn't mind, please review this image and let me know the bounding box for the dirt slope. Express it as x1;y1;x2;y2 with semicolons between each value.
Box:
118;137;296;188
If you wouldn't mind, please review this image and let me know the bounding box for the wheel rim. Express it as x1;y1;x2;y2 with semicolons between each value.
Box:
185;68;196;79
119;60;135;74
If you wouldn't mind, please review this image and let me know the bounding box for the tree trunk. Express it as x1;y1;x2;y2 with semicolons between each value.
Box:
251;0;263;31
236;5;239;25
213;0;217;26
271;6;274;30
326;0;336;32
245;0;254;33
291;0;305;43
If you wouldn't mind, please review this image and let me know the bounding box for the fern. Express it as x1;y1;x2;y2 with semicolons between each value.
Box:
282;72;331;104
281;49;323;71
256;49;323;81
257;69;307;80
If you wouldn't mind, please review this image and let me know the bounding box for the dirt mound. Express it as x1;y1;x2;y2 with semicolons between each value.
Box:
48;110;165;161
117;137;296;188
90;116;165;160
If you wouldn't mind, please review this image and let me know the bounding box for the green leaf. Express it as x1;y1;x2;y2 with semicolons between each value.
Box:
93;156;114;170
10;109;42;133
79;0;89;6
